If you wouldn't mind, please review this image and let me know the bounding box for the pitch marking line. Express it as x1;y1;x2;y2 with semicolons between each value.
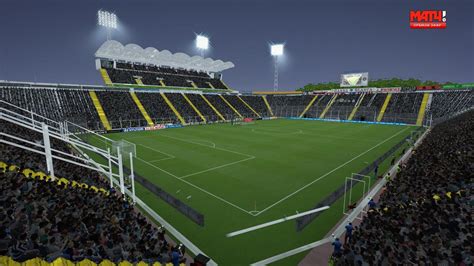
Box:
250;128;303;135
135;156;256;216
253;126;409;216
137;144;176;163
158;133;255;159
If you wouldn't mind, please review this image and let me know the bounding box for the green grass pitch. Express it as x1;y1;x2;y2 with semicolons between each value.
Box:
83;119;414;265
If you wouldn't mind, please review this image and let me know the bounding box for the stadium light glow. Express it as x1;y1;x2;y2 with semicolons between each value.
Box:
196;35;209;50
270;44;284;56
98;10;117;29
270;43;285;91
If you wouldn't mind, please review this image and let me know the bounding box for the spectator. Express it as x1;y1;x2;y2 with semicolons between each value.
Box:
332;238;342;258
344;223;353;244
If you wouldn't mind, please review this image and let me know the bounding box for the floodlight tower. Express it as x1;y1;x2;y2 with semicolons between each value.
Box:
195;35;209;57
98;10;117;40
270;44;284;91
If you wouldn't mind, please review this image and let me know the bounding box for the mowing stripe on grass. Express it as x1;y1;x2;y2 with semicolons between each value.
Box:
138;144;176;162
136;157;255;215
254;126;409;216
158;133;255;158
180;156;255;179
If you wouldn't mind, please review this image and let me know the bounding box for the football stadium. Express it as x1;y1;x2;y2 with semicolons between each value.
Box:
1;1;473;265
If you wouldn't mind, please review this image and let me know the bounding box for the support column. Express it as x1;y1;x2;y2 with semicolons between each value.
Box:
42;123;55;180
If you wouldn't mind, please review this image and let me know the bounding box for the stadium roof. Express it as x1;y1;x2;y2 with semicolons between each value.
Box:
95;40;235;73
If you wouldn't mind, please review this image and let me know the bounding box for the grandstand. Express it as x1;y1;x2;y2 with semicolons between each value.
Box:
1;77;473;265
95;41;234;91
0;6;472;265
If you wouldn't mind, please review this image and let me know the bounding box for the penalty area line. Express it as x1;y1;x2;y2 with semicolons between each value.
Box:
254;126;409;216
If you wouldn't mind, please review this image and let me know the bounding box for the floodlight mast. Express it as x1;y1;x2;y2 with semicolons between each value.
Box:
98;10;117;40
271;44;284;91
274;57;279;92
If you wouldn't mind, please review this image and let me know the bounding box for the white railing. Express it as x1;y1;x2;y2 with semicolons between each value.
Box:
1;100;217;264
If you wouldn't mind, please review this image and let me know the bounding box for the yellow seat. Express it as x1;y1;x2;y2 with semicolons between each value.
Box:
0;256;10;266
77;258;97;266
117;261;133;266
22;168;36;178
5;256;21;266
8;164;19;172
51;257;75;266
0;161;7;172
24;257;45;266
34;171;47;181
98;260;115;266
152;262;162;266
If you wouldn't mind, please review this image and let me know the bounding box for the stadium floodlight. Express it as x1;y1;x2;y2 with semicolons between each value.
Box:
270;44;284;56
270;43;285;91
196;35;209;50
98;10;117;40
98;10;117;29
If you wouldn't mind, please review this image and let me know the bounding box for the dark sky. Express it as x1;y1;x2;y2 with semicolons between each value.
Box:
0;0;472;92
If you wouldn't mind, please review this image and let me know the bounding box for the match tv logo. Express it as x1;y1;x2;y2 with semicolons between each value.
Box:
410;10;446;29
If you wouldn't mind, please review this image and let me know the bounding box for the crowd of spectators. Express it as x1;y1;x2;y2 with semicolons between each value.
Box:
1;87;101;129
135;92;179;124
0;165;185;264
186;94;224;121
239;95;270;117
96;91;147;129
382;92;424;124
1;120;186;264
222;95;255;118
2;85;473;130
334;109;473;265
1;120;108;189
203;94;237;120
105;63;228;90
429;91;473;122
265;94;318;117
164;93;203;124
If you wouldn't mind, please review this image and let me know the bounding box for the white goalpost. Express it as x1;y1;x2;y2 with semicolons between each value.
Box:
111;139;137;203
342;173;371;220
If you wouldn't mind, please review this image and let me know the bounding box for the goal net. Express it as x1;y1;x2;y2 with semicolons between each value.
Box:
111;139;136;158
111;140;137;189
342;173;371;220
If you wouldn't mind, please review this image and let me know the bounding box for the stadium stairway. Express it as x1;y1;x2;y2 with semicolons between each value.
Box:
219;95;243;118
99;69;113;86
200;94;226;121
88;91;112;130
135;78;144;85
182;93;207;123
376;93;392;122
207;82;215;89
130;91;154;126
220;80;232;90
319;94;338;118
262;95;274;116
159;80;166;87
348;93;366;120
160;93;186;124
190;81;198;88
299;95;318;118
416;93;431;126
237;95;261;118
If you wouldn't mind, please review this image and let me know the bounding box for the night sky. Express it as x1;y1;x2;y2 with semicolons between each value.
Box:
0;0;472;92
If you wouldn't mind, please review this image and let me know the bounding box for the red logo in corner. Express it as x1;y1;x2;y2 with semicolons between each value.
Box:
410;10;446;29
